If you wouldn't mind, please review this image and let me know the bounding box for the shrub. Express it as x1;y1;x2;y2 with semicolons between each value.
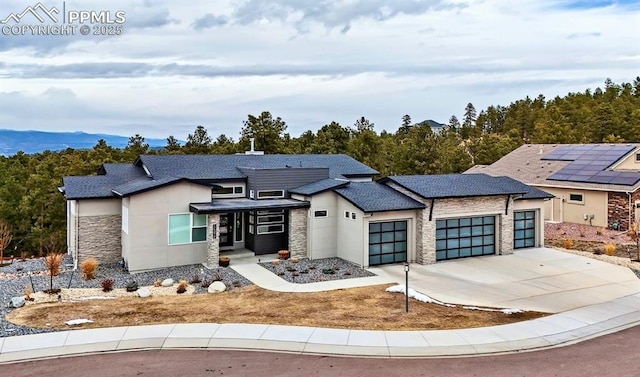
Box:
212;272;222;281
101;278;114;292
233;280;242;287
322;268;335;275
271;260;280;266
563;239;574;249
80;258;98;280
177;280;188;294
45;253;63;276
291;257;299;264
125;281;138;292
153;279;162;287
604;243;616;256
201;279;212;288
596;228;604;236
189;274;202;284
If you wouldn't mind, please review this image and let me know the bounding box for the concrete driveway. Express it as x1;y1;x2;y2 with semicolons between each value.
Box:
368;248;640;313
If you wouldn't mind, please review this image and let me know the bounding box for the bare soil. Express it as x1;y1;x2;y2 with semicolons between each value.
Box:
6;285;545;331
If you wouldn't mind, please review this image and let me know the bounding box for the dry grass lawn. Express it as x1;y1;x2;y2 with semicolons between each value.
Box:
7;284;545;331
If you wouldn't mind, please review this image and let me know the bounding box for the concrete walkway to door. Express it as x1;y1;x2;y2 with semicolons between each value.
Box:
369;248;640;313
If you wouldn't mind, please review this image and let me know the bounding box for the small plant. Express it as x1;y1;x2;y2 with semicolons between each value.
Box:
301;269;309;274
233;280;242;287
604;243;616;256
596;228;604;236
154;279;162;287
277;271;285;276
101;278;114;292
579;232;585;238
271;260;280;266
189;274;202;284
24;284;33;301
45;253;63;276
125;281;138;292
201;279;212;288
212;272;223;281
563;239;574;249
291;257;299;264
286;266;296;272
343;271;351;276
80;258;98;280
308;264;317;270
322;268;335;275
292;272;299;277
176;280;188;294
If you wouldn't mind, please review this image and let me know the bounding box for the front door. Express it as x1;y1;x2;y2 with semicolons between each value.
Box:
219;213;234;247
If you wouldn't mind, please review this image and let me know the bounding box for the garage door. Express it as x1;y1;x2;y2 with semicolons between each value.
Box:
369;221;407;266
436;216;495;260
514;210;536;249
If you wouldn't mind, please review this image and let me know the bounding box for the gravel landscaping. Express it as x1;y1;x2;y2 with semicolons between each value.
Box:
0;255;251;338
258;257;375;283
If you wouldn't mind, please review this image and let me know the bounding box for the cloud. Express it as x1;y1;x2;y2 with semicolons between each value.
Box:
228;0;465;32
191;13;228;31
566;32;601;39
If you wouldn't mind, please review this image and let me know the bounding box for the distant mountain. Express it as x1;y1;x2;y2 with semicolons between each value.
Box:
416;119;446;132
0;129;167;156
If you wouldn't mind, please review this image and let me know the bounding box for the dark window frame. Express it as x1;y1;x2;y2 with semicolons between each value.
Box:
435;215;495;260
314;210;328;218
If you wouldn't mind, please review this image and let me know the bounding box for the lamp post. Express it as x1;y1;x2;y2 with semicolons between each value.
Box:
404;262;409;313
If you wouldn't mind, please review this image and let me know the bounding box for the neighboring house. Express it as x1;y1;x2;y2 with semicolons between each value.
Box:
61;151;551;272
467;144;640;231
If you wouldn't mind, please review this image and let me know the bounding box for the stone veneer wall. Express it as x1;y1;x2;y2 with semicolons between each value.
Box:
206;214;220;268
607;191;640;231
288;208;308;258
382;181;514;265
77;215;122;264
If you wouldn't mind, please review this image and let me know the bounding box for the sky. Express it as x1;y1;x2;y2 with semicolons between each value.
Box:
0;0;638;141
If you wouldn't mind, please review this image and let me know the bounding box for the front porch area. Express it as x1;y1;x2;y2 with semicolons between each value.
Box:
189;198;311;268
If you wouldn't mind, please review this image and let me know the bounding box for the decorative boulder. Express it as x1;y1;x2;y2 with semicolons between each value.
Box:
137;287;152;298
161;278;174;287
207;281;226;293
10;296;25;308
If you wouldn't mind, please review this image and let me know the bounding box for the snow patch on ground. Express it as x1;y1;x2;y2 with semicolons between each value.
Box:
386;285;524;314
386;285;456;307
65;318;94;326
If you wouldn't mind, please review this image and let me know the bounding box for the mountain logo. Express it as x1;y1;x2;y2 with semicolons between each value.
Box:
1;2;60;24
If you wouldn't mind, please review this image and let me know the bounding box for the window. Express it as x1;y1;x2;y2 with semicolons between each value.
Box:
636;153;640;162
257;214;284;224
168;214;207;245
212;185;244;198
568;193;584;204
314;210;328;218
257;190;285;199
345;211;350;218
351;213;356;220
257;224;284;234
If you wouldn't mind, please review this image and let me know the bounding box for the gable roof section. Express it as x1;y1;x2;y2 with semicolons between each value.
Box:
466;144;640;192
62;163;147;199
382;174;530;199
289;178;350;196
334;182;425;213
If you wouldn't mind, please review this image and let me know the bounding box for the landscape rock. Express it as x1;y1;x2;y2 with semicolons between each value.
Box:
208;281;226;293
137;287;152;298
10;296;25;308
161;278;174;287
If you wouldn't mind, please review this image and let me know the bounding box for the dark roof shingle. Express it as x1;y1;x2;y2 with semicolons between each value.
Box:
334;182;425;213
383;174;531;199
289;178;350;196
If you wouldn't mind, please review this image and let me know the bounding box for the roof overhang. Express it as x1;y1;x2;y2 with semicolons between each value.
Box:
189;198;310;214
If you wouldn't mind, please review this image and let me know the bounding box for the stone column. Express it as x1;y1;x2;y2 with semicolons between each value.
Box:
205;213;220;268
288;208;308;258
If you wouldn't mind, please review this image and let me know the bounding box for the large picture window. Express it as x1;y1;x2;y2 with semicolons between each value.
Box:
257;190;285;199
169;213;207;245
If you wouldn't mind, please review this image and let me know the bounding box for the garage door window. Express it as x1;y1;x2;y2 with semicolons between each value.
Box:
436;216;495;260
369;221;407;265
514;211;536;248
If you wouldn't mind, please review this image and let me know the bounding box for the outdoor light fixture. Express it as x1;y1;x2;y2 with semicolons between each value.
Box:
404;262;409;313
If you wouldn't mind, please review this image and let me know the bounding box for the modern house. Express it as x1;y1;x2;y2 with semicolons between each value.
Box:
467;144;640;231
61;151;551;272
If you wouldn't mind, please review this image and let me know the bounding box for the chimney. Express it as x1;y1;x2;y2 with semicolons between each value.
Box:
238;137;264;155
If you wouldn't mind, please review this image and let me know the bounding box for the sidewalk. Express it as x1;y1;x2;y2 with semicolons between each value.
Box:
0;292;638;363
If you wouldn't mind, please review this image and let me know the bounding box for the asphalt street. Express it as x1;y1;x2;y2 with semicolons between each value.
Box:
3;325;639;377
